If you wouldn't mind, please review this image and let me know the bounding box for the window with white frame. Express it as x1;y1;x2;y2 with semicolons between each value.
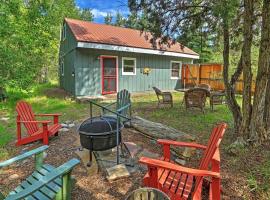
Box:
62;23;66;41
60;62;64;76
122;57;136;75
171;61;181;79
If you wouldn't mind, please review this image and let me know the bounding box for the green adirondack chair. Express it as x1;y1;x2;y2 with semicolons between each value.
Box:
103;89;132;125
0;146;80;200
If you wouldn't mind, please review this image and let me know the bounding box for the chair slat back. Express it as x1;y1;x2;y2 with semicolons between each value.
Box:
193;123;227;194
116;89;131;118
16;101;39;135
152;87;162;96
197;83;211;91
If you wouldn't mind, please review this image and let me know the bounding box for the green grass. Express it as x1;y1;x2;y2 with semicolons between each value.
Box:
0;83;269;199
133;92;234;142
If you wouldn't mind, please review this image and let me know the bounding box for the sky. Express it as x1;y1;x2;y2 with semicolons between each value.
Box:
76;0;130;23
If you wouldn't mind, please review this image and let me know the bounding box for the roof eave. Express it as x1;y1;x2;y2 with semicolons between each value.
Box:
77;41;200;59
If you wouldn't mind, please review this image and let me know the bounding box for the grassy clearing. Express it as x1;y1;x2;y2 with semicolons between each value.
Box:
0;84;269;199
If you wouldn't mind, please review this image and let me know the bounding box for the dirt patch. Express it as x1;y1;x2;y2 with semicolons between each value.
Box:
43;88;72;99
0;128;161;200
1;125;269;199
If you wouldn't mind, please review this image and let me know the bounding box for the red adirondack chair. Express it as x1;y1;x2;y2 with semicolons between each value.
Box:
139;123;227;200
16;101;62;146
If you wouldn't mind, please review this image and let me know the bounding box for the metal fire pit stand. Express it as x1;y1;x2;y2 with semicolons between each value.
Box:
88;100;131;165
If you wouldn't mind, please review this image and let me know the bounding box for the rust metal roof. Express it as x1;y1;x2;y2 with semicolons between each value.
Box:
65;18;198;56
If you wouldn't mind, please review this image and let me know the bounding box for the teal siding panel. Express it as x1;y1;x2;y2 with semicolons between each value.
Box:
60;50;75;95
59;21;77;93
74;48;193;96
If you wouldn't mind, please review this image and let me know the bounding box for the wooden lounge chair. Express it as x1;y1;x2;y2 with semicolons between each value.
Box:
184;82;196;89
184;88;208;113
210;90;226;111
0;145;80;200
153;87;173;108
196;83;211;91
196;84;211;97
16;101;62;146
139;123;227;200
102;89;132;125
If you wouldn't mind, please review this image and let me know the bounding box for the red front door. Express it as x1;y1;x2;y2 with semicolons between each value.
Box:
101;57;117;94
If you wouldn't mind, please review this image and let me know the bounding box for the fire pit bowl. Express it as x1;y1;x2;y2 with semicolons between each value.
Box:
78;116;123;166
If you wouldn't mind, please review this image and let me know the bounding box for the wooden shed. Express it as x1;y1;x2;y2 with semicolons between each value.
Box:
59;18;199;97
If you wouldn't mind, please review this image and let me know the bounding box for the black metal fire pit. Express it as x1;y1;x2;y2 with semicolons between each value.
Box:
78;116;123;166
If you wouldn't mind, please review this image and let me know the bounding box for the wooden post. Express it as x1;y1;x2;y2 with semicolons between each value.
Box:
62;171;72;200
148;166;159;189
54;115;59;124
210;158;221;200
42;123;49;145
35;152;45;170
197;64;200;85
16;115;21;145
163;144;170;160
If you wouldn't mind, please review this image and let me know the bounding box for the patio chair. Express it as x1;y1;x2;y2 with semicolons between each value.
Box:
0;145;80;200
102;89;132;125
196;83;211;91
184;88;208;113
139;123;227;200
196;84;211;97
210;90;226;111
16;101;62;146
184;82;196;89
153;87;173;108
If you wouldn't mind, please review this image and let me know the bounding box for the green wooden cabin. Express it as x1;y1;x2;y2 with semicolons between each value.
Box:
59;18;199;97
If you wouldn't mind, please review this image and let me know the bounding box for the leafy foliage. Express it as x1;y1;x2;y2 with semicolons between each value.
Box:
0;0;92;89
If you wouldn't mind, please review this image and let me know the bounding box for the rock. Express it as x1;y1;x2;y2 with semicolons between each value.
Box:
59;128;69;132
227;138;246;156
106;164;130;182
68;123;75;128
138;149;159;159
175;158;186;166
0;117;9;121
8;174;19;181
65;120;72;124
124;142;139;158
61;123;69;128
131;116;195;158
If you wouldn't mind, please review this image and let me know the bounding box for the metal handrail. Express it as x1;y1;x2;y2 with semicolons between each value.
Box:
88;100;131;121
88;100;131;164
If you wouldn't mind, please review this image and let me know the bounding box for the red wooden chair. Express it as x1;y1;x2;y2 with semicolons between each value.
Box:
16;101;62;146
139;123;227;200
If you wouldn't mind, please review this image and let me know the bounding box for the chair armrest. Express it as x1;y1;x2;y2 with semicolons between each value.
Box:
117;103;131;113
35;114;62;116
157;139;207;150
0;146;48;168
139;157;220;178
18;120;51;124
5;158;80;200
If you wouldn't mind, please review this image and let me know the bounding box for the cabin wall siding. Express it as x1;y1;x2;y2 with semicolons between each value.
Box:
59;24;77;95
74;48;193;96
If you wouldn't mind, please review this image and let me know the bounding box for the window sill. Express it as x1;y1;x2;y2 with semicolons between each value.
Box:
170;77;181;80
122;73;136;76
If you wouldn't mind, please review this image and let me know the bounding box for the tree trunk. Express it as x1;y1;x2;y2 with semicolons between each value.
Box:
239;0;254;138
222;18;242;134
249;0;270;143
